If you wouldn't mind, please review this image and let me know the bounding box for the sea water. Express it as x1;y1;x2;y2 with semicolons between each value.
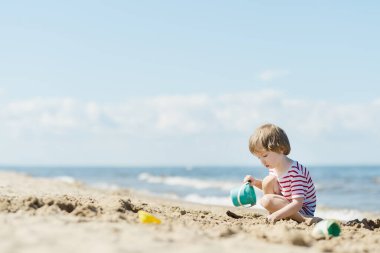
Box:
1;165;379;221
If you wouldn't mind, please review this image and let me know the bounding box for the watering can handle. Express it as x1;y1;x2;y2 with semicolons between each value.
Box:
237;182;254;207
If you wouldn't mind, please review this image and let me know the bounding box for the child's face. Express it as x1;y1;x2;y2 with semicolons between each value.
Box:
254;150;284;169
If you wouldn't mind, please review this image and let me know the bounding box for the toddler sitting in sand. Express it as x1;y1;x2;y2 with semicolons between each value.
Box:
244;123;317;223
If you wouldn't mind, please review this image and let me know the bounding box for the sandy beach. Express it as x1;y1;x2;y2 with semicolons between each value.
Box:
0;171;379;253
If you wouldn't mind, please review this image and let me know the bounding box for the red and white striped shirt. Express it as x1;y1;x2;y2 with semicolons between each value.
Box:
269;161;317;216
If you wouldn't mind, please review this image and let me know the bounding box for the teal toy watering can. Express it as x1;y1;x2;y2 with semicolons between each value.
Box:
230;182;256;207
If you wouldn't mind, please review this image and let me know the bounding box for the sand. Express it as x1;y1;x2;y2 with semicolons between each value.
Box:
0;171;379;253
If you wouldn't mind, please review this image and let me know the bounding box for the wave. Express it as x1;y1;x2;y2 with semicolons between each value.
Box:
53;176;121;190
182;193;266;210
315;206;380;221
52;176;78;184
90;182;121;190
373;177;380;185
183;194;232;206
138;173;238;191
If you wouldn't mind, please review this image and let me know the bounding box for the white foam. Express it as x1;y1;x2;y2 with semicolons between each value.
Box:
53;176;77;184
315;206;380;221
135;189;181;200
90;182;121;190
183;193;267;210
138;172;238;191
183;194;232;206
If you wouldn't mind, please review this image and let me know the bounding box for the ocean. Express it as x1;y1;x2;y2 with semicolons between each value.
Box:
1;165;379;221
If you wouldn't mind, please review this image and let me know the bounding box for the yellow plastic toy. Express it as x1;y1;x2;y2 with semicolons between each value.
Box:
138;210;161;224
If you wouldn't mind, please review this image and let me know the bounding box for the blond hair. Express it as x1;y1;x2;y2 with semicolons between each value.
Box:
248;123;291;155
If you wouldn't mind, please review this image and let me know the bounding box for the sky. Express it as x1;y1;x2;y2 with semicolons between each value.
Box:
0;1;379;166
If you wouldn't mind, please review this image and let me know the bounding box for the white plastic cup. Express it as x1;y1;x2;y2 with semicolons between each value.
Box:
312;219;341;239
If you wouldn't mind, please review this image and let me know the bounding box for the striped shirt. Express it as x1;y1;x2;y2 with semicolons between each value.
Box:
269;161;317;216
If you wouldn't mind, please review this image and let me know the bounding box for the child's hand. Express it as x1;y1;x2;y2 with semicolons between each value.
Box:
243;175;255;186
267;212;280;223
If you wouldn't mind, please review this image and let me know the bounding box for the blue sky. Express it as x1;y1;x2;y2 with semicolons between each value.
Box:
0;1;379;166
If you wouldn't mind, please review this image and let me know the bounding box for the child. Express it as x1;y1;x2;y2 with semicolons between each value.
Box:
244;123;317;223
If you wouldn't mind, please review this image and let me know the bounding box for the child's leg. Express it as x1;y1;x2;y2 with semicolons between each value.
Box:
260;194;305;223
262;175;280;195
261;175;305;222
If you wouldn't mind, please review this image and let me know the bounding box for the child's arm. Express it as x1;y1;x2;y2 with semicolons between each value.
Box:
243;175;263;190
252;179;263;190
267;198;304;221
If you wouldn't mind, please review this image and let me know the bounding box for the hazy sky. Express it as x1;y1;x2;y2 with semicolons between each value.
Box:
0;1;379;166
